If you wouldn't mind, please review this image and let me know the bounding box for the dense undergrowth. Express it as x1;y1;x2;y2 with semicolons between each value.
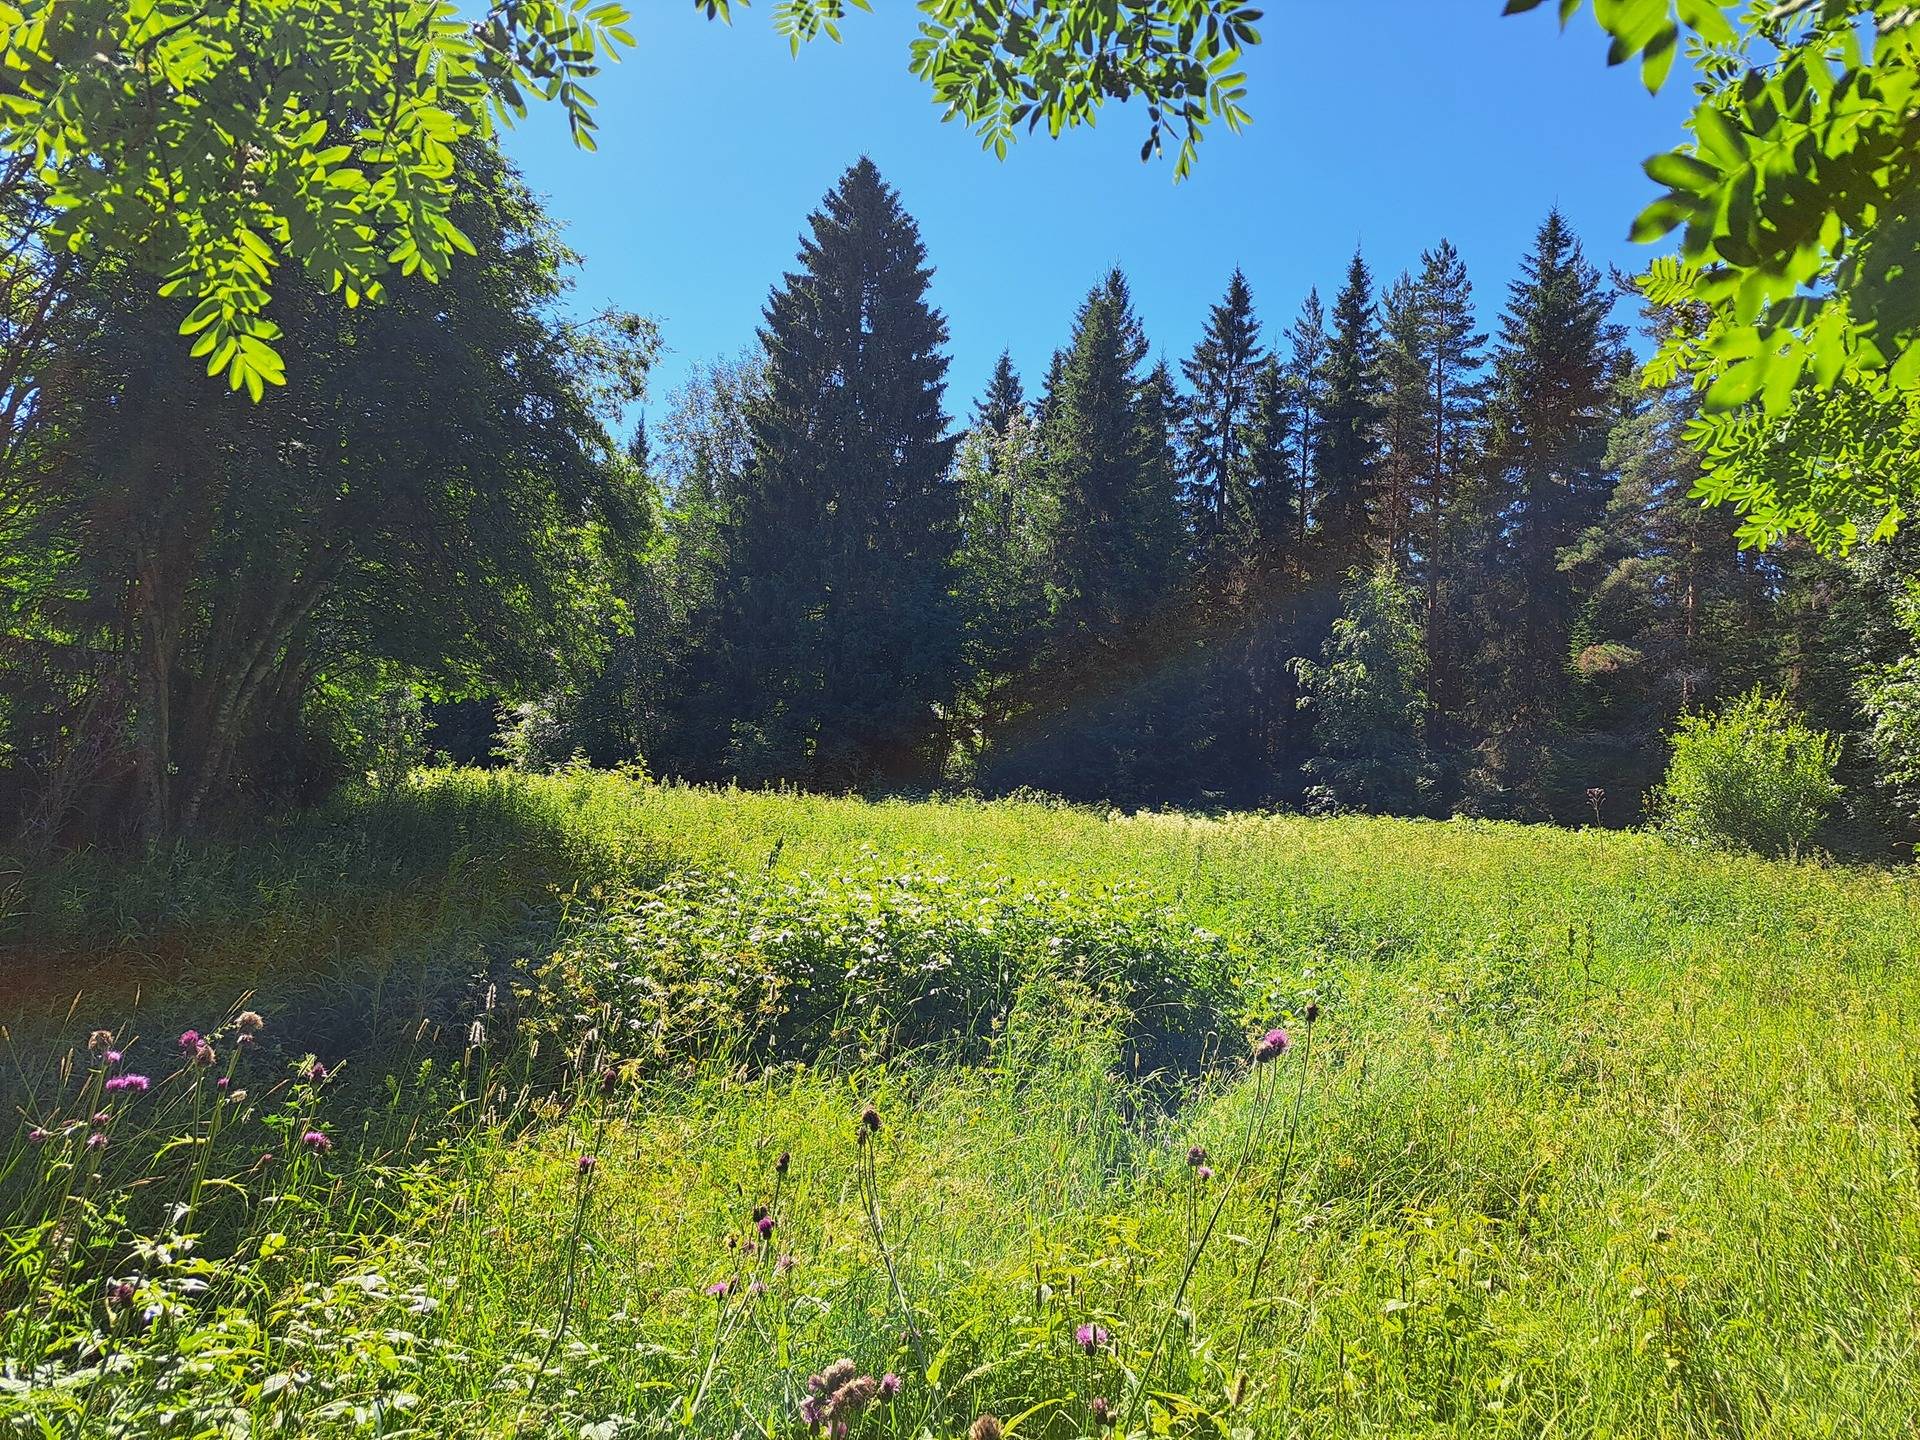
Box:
2;769;1917;1437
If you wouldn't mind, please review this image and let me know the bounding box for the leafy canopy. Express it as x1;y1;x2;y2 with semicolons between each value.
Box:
0;0;1260;399
1510;0;1920;551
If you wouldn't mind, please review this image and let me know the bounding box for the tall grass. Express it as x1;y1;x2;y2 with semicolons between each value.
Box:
2;768;1915;1437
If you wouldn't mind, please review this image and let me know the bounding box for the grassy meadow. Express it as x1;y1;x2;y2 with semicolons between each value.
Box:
2;768;1917;1438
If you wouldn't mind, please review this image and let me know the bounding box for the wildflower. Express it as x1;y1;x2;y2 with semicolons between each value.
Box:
216;1077;230;1092
1090;1397;1113;1426
106;1072;150;1094
748;1279;766;1297
775;1149;791;1175
91;1112;109;1127
811;1360;856;1394
235;1011;265;1033
970;1415;1004;1440
177;1030;201;1052
706;1280;731;1300
830;1374;878;1417
103;1050;122;1066
753;1204;768;1222
301;1129;332;1153
757;1215;775;1239
880;1373;902;1399
89;1030;115;1053
1186;1144;1208;1167
1197;1165;1214;1181
190;1041;215;1067
107;1280;136;1305
776;1253;796;1275
1075;1322;1109;1353
1254;1027;1290;1063
86;1132;107;1150
27;1127;47;1145
1304;1001;1320;1025
303;1060;330;1084
599;1066;619;1096
577;1154;597;1175
235;1033;255;1048
860;1104;881;1134
799;1396;825;1428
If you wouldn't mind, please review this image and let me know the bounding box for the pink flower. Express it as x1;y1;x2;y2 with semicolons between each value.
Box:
27;1127;47;1144
706;1280;731;1300
105;1074;150;1094
86;1132;107;1150
177;1030;200;1052
577;1154;597;1175
301;1130;332;1153
1075;1322;1109;1353
1254;1027;1290;1063
757;1215;775;1239
1197;1165;1214;1181
880;1373;902;1398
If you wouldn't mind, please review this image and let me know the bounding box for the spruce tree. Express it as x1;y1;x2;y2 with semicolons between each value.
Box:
1312;250;1383;569
1179;268;1265;564
1282;289;1328;561
1473;210;1624;727
1412;239;1486;721
1376;272;1427;572
716;157;959;787
975;350;1027;431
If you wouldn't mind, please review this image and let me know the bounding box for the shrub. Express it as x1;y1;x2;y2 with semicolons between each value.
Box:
530;866;1248;1079
1651;690;1840;859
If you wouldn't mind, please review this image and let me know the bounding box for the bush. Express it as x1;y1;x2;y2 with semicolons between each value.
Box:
1651;690;1840;859
529;865;1249;1079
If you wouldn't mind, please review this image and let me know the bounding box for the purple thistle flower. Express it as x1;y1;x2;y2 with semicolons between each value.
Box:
301;1129;332;1153
706;1280;731;1300
304;1060;330;1084
776;1253;796;1274
1075;1322;1109;1353
880;1373;902;1398
1197;1164;1214;1181
91;1112;108;1126
1090;1396;1114;1426
86;1131;107;1150
757;1215;775;1239
799;1396;825;1428
103;1050;122;1066
105;1073;150;1094
1186;1144;1208;1167
216;1077;230;1092
235;1011;265;1034
88;1030;115;1054
178;1030;200;1052
1254;1027;1290;1063
107;1280;136;1305
577;1154;597;1175
27;1127;47;1145
748;1279;766;1297
190;1041;215;1067
775;1149;791;1175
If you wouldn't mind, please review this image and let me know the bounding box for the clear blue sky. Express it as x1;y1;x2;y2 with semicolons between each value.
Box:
501;1;1694;419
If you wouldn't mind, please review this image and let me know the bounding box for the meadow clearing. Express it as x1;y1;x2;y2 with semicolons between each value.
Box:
2;768;1916;1438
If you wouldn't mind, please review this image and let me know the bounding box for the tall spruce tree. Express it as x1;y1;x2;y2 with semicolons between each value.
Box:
1412;239;1487;721
1472;210;1625;728
1376;272;1428;573
1282;289;1329;562
1312;250;1383;570
1179;269;1265;564
714;158;959;787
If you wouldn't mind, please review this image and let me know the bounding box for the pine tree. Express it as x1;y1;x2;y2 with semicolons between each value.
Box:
715;157;959;787
1179;268;1265;564
1312;250;1382;569
975;350;1026;432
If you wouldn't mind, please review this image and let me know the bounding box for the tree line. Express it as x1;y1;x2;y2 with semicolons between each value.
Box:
4;151;1917;849
506;158;1918;840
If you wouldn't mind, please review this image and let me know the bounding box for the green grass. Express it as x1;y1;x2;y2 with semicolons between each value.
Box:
3;768;1917;1438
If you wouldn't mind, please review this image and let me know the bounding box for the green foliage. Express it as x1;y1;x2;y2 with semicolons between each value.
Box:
1294;565;1435;814
0;0;1264;395
1512;0;1920;550
533;865;1244;1077
1651;688;1842;857
1857;579;1920;829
